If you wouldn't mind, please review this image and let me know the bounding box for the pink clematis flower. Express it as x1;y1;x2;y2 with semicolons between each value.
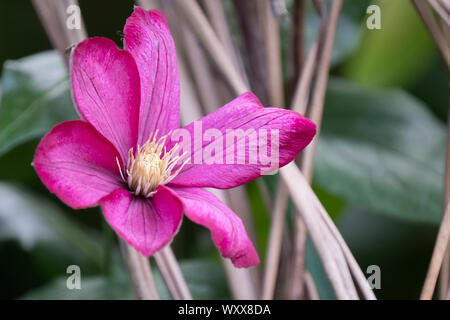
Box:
33;8;316;268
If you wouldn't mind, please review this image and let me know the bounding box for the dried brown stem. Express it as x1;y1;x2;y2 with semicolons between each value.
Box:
262;183;289;299
178;57;204;123
412;0;450;299
270;0;289;19
281;163;376;300
279;163;357;299
286;0;341;299
412;0;450;73
290;0;306;92
179;24;222;114
429;0;450;27
32;0;86;64
154;246;192;300
265;1;284;107
259;2;288;296
176;0;247;95
137;0;161;10
301;0;342;182
421;201;450;299
200;0;245;78
119;240;159;299
274;38;319;300
304;271;320;300
287;213;308;299
310;185;376;300
312;0;327;17
221;259;257;300
232;0;283;106
441;103;450;298
232;0;270;105
442;255;450;299
291;42;319;115
201;0;233;53
440;0;450;13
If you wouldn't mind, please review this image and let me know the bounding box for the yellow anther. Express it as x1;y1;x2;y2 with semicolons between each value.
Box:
117;131;188;198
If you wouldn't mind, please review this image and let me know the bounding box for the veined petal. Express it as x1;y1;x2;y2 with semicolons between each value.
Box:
124;8;180;144
171;186;259;268
70;37;140;162
169;93;316;189
101;185;183;256
33;120;123;209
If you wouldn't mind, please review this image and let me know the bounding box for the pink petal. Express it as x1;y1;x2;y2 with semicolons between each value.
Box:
33;120;123;209
101;185;183;256
70;37;140;162
171;186;260;268
124;8;180;144
169;92;316;189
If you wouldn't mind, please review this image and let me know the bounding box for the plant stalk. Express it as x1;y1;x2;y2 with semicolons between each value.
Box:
120;240;159;300
154;246;192;300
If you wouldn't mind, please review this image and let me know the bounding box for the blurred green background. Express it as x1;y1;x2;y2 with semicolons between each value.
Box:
0;0;448;299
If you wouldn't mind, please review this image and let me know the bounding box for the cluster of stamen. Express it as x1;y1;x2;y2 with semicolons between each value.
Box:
117;130;188;198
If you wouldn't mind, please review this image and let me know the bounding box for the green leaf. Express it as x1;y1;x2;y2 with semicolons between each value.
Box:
343;0;436;87
0;140;40;184
0;51;77;156
315;78;445;224
23;258;229;300
22;275;133;300
312;184;346;220
0;182;102;268
21;252;132;300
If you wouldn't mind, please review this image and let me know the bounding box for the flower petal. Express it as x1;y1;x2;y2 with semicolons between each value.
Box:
33;120;123;209
171;186;259;268
169;93;316;188
124;8;180;144
70;37;140;161
101;185;183;256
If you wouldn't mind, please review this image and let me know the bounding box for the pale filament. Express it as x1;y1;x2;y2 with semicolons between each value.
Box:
116;130;188;198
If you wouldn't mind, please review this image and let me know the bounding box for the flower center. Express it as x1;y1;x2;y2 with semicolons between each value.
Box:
117;130;187;198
